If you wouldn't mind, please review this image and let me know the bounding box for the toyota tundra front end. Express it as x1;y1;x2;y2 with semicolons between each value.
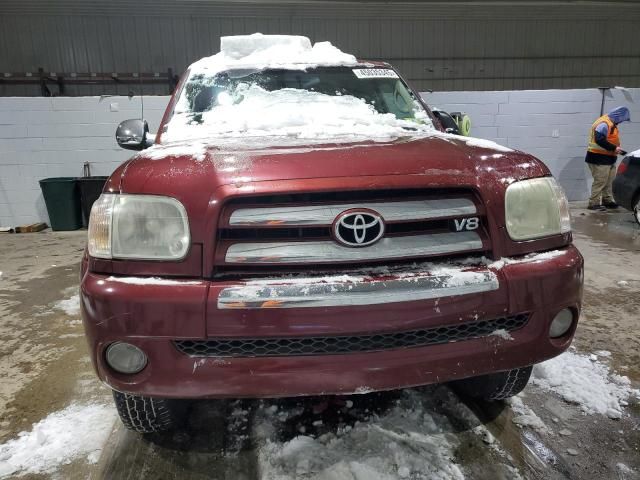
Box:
80;34;583;433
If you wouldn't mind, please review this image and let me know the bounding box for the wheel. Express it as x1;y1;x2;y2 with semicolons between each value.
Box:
634;196;640;226
451;366;533;401
112;390;187;433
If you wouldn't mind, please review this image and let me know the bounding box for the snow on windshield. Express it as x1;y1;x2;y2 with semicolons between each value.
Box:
166;84;433;143
163;34;435;144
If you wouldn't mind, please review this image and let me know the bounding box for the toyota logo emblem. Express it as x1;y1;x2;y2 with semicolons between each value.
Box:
333;209;385;247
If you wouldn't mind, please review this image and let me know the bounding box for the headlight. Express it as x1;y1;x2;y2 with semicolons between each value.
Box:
88;194;190;260
505;177;571;240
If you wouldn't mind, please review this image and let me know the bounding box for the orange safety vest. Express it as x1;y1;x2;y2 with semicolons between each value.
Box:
587;115;619;156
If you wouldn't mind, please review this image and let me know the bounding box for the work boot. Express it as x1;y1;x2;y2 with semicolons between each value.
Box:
587;204;607;211
602;200;619;209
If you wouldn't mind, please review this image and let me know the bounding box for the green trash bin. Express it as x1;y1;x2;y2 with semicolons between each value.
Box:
39;177;83;231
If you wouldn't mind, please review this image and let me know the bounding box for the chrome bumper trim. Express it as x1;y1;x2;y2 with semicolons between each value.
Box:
228;198;476;226
225;231;482;264
218;266;499;309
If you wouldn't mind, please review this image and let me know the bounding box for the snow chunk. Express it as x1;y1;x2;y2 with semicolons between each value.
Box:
443;132;513;153
0;403;116;477
105;276;201;286
489;329;513;341
488;249;569;270
532;351;640;417
141;141;208;161
257;390;464;480
54;292;80;316
463;136;513;152
507;396;548;432
191;33;357;76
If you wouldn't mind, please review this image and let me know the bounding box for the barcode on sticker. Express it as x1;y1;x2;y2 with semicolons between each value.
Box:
352;68;399;79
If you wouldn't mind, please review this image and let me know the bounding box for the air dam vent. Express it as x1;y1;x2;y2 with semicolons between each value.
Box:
174;314;529;358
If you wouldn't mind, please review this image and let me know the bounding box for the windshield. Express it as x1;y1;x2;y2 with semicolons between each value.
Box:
163;66;434;143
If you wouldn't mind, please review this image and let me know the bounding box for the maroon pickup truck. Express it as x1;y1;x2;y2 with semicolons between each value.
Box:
80;36;583;433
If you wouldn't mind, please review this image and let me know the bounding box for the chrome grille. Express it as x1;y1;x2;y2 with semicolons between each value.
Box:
229;198;476;226
217;190;489;268
174;314;529;357
225;231;482;264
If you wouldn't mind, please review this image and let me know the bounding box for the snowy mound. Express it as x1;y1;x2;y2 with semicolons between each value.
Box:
189;33;358;75
532;350;640;418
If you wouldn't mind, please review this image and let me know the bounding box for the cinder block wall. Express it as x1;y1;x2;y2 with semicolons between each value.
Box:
0;96;166;228
423;88;640;202
1;89;639;227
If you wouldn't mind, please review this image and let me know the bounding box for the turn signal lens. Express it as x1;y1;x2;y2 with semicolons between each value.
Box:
88;194;116;258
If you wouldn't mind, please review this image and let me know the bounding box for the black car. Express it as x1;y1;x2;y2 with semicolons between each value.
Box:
613;154;640;225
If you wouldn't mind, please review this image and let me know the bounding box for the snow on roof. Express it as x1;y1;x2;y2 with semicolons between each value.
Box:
188;33;358;76
628;148;640;158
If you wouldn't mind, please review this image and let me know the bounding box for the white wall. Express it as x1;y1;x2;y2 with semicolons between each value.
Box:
423;88;640;201
0;96;167;228
1;88;639;227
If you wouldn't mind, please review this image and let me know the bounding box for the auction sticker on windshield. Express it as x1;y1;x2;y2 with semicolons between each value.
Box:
352;68;399;79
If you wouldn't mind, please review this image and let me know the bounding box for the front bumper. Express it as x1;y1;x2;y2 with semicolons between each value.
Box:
80;245;583;399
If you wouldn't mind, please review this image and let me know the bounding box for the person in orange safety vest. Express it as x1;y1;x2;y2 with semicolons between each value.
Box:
585;106;630;211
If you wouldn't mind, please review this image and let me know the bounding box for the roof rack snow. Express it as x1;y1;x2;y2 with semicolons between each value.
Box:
188;33;359;75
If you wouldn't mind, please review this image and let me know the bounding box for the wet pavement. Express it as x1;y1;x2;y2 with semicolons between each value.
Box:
0;204;638;479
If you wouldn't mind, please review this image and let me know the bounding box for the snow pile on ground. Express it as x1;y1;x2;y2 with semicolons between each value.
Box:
54;289;80;316
166;84;433;143
0;403;116;477
532;350;640;418
256;390;464;480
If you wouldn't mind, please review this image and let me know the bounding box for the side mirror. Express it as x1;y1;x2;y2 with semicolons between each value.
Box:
116;119;154;150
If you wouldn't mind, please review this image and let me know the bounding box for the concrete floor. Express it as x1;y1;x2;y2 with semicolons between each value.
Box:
0;205;638;480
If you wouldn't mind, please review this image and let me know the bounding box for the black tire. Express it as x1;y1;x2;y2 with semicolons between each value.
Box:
633;196;640;226
112;390;186;433
452;366;533;401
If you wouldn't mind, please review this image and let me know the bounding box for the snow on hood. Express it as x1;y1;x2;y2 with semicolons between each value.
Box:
188;33;358;76
165;85;435;143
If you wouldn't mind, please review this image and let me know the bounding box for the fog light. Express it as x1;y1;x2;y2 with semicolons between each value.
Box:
549;309;573;338
105;342;147;374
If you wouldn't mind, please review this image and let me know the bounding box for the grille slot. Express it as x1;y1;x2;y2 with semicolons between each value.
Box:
174;314;529;357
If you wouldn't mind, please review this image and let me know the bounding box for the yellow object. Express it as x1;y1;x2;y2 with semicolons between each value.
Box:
451;112;472;136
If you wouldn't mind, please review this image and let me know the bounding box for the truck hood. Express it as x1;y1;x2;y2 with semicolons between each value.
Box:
116;134;548;196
